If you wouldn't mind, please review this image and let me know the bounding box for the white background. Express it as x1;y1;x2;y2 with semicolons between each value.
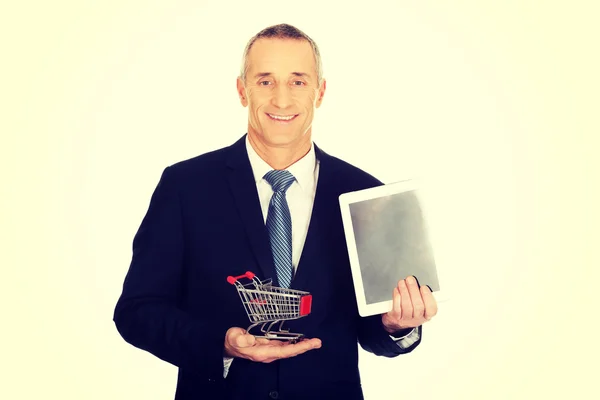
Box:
2;1;599;399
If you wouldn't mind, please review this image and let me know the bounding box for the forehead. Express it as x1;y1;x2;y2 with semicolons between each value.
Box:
246;38;316;76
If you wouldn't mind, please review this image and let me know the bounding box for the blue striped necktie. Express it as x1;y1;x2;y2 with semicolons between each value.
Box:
263;169;296;288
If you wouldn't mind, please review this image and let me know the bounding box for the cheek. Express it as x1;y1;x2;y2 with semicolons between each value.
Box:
247;88;269;101
248;93;269;114
299;92;317;108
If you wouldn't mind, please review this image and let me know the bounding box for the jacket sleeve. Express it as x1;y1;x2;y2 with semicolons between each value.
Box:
113;166;227;381
357;314;422;357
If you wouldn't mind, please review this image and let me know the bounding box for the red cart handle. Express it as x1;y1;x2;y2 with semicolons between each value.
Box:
227;271;256;284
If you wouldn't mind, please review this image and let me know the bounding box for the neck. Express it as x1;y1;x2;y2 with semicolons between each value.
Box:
247;131;312;170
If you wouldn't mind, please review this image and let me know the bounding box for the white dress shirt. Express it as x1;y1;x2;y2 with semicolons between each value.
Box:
246;137;319;273
222;137;419;378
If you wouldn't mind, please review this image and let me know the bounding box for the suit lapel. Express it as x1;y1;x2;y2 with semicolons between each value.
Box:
226;135;278;284
290;144;338;290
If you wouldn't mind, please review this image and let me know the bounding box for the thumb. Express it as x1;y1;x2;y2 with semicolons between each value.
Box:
234;331;256;348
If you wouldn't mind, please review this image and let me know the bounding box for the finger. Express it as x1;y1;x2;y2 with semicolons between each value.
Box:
284;338;321;349
421;285;438;320
268;340;287;346
276;339;321;358
390;286;402;319
255;337;274;345
397;279;413;320
406;276;425;319
296;338;322;349
249;337;321;363
254;339;317;362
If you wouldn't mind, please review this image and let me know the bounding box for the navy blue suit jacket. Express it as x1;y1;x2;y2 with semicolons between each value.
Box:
113;135;422;400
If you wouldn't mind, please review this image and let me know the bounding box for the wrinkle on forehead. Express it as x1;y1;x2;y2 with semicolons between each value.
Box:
245;39;319;84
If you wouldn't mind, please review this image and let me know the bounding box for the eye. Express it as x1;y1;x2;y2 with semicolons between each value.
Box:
292;80;306;86
259;80;272;86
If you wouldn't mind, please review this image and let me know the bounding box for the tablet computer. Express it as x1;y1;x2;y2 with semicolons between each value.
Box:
339;179;448;317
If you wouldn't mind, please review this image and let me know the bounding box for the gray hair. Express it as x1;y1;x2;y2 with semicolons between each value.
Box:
239;23;323;86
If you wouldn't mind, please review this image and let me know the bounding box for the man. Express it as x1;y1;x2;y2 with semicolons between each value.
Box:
113;23;437;400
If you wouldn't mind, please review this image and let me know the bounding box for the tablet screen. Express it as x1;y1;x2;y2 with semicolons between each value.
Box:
347;188;440;305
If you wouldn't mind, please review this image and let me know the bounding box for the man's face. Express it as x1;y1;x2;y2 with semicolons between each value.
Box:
237;38;326;150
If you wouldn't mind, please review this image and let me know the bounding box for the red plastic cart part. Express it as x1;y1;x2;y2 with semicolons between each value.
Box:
299;295;312;316
227;271;256;284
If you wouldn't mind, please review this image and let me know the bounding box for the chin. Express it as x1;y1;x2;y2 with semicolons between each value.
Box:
266;136;299;148
259;130;300;146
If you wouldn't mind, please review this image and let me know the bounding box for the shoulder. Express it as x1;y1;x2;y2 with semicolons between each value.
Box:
162;135;246;178
152;139;240;191
316;145;384;192
169;146;228;174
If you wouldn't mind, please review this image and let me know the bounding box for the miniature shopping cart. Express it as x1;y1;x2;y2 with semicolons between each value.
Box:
227;271;313;343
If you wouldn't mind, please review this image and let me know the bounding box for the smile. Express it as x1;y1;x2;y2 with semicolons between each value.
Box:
266;113;298;122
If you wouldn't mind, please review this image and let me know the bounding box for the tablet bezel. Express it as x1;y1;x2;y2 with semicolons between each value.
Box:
339;179;448;317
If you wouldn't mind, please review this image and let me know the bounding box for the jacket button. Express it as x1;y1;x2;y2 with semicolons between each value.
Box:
269;391;279;399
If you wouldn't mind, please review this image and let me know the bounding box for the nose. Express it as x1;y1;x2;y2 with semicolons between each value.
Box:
271;84;293;109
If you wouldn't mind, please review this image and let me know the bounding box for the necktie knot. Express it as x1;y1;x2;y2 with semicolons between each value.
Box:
264;170;295;193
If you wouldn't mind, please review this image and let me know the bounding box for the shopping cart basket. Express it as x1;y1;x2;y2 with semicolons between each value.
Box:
227;271;313;343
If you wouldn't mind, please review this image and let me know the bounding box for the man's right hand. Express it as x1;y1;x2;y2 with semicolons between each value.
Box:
224;327;321;363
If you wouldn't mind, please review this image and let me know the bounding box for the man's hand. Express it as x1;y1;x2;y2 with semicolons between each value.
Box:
224;327;322;363
381;275;438;333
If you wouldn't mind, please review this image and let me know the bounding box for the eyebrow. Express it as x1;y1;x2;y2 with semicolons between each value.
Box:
253;72;312;79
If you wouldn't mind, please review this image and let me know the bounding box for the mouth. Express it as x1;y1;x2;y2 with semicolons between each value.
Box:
266;113;299;123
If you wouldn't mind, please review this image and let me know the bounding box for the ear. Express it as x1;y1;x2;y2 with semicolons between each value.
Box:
315;78;326;108
236;77;248;107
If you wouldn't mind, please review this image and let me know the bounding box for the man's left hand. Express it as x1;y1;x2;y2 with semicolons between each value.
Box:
381;275;438;334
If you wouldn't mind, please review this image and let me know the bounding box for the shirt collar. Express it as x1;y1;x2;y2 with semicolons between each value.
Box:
245;135;316;193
